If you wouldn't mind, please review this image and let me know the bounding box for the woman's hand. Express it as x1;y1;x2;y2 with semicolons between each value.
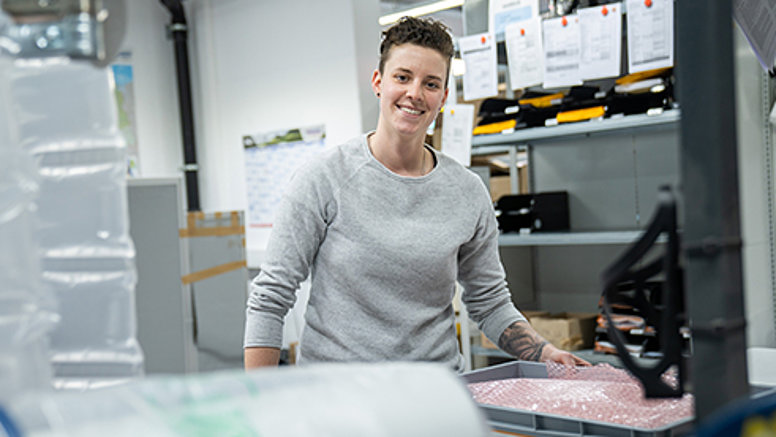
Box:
542;344;591;367
498;320;591;367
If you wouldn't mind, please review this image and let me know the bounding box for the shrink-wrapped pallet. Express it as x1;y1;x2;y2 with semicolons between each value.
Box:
0;40;57;402
4;54;143;386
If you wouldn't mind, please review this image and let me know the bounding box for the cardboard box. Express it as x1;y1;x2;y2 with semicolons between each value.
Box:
480;310;551;349
523;310;551;320
490;175;512;202
489;167;530;202
530;312;598;351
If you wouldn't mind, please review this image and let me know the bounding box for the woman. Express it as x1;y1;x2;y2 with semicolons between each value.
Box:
244;16;589;370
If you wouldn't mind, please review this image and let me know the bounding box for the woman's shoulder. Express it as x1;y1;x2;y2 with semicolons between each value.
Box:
286;135;369;193
436;151;487;186
301;135;368;174
434;150;494;205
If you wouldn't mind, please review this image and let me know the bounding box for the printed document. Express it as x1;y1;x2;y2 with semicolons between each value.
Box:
626;0;674;73
505;17;544;89
442;104;475;167
542;15;583;89
579;3;622;80
489;0;539;36
460;33;499;101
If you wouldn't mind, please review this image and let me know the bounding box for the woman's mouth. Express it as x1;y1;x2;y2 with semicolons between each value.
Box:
398;105;424;115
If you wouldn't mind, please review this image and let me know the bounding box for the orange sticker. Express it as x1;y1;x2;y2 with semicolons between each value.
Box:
602;5;608;16
645;0;652;7
520;28;525;36
562;16;568;26
481;35;487;44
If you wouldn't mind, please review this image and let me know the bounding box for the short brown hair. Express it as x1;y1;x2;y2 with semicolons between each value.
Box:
379;16;454;87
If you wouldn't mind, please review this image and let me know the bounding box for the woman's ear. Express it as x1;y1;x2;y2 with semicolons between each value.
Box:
440;86;450;109
371;69;382;97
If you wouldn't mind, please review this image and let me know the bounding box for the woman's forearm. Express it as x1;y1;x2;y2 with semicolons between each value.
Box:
498;320;550;361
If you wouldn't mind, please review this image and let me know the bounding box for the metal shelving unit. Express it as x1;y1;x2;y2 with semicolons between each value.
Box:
473;110;681;247
498;230;665;247
469;109;682;367
472;108;681;148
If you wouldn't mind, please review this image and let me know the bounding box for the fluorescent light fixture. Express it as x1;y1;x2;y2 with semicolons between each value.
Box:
379;0;465;26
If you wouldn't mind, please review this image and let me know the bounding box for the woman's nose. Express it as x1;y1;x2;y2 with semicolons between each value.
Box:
406;80;423;100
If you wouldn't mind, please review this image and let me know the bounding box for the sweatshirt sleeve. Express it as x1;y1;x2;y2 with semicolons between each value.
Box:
457;185;526;349
243;165;332;349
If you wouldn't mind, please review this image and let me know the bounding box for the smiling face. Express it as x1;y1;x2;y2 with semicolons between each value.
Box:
372;43;449;142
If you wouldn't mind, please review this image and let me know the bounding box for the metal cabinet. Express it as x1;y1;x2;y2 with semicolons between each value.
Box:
128;178;248;374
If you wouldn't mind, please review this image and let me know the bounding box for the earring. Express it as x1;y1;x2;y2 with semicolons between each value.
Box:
376;92;380;97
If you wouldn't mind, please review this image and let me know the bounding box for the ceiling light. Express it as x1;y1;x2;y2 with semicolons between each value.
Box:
379;0;465;26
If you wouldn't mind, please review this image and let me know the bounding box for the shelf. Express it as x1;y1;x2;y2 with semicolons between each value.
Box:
472;109;681;147
497;230;663;247
596;326;656;337
596;326;692;339
471;145;518;156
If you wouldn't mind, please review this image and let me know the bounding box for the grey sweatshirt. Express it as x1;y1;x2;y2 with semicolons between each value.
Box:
244;133;525;371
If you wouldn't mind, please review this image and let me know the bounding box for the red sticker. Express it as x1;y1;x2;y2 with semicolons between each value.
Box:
645;0;652;7
520;28;525;36
562;16;568;26
481;35;487;44
602;5;608;16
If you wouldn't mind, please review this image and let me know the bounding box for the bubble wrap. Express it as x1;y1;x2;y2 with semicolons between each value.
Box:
467;363;694;429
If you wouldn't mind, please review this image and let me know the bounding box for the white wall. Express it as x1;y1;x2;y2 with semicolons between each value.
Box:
119;1;379;264
187;0;379;264
121;1;183;179
188;0;379;212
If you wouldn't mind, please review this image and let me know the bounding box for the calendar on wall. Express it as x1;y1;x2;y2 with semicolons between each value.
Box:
242;124;326;229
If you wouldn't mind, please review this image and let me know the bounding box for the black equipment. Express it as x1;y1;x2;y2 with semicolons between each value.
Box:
495;191;570;233
600;186;688;398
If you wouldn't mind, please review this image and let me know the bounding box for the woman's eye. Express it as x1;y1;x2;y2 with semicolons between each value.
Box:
396;74;408;82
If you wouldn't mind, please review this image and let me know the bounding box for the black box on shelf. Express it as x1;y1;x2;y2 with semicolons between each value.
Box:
495;191;570;233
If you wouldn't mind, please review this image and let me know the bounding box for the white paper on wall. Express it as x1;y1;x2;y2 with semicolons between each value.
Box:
460;33;499;101
489;0;539;36
542;15;583;89
626;0;674;73
441;104;475;167
578;3;622;80
505;17;544;90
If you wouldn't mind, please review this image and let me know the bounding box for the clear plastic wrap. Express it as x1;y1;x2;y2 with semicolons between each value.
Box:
6;57;143;383
467;362;694;429
7;362;490;437
0;48;57;403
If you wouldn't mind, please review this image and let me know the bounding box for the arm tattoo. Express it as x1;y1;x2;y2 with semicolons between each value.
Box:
498;320;550;362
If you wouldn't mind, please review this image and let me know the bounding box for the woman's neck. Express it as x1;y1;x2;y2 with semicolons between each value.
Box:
368;130;430;177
